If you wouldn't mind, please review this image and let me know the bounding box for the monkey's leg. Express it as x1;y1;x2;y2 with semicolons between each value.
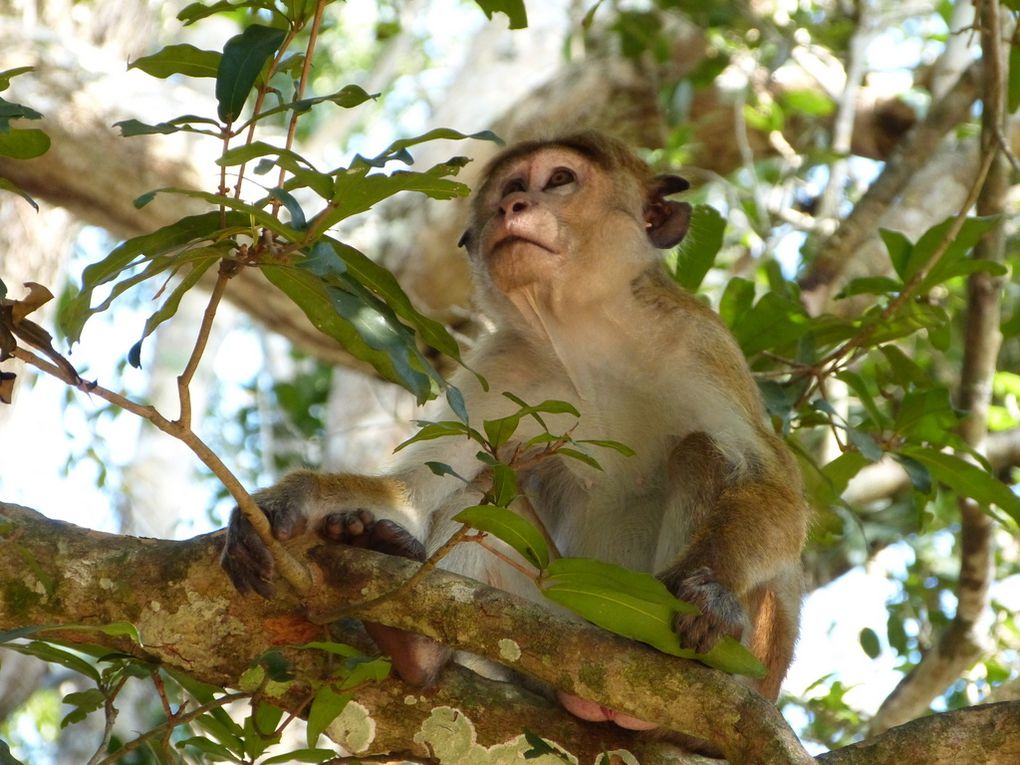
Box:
746;574;801;700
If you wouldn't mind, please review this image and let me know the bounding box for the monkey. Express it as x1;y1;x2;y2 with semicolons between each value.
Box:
221;130;809;731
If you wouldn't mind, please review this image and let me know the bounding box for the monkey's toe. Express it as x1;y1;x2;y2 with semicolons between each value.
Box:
320;508;376;543
319;512;426;562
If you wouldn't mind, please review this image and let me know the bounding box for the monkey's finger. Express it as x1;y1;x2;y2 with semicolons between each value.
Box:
370;519;427;561
320;508;376;543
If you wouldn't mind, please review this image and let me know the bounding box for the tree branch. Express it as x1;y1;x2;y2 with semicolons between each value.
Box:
799;60;982;312
3;501;1019;764
868;2;1008;734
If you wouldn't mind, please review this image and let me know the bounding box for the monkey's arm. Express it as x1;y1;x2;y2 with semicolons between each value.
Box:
655;418;808;656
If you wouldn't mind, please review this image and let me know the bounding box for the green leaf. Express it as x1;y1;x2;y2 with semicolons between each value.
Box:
176;735;239;761
576;439;636;457
881;229;912;280
306;686;351;748
394;420;474;452
0;737;26;765
780;88;835;117
138;187;297;237
128;252;219;368
719;277;754;328
886;216;1000;289
836;275;903;299
819;451;870;502
115;115;221;138
673;204;725;291
490;463;519;507
262;264;437;401
425;461;467;482
899;446;1020;524
178;0;282;25
859;627;881;659
374;127;502;160
262;749;338;764
0;177;39;210
1010;41;1020;113
483;414;521;449
894;387;961;444
248;85;377;126
730;292;810;356
473;0;528;29
0;95;42;121
0;128;49;159
216;24;287;123
326;167;469;225
446;385;469;424
892;453;932;494
557;447;604;471
541;558;690;654
0;66;35;92
878;345;929;387
3;641;100;681
329;240;462;363
59;212;250;344
454;505;550;569
61;688;105;728
540;558;765;677
217;141;333;199
129;44;221;79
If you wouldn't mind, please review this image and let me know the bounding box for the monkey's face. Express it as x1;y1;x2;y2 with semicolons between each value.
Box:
469;147;651;295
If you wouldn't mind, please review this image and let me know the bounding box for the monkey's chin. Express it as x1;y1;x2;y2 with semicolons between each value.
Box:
556;690;659;731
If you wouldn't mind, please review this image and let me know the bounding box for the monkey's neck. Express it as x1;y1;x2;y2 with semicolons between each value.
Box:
499;277;645;395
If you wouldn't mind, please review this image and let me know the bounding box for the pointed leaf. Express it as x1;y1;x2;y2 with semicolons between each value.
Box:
130;44;221;79
673;204;724;291
472;0;528;29
454;505;550;569
483;414;521;448
541;558;764;677
0;128;49;159
216;24;287;123
260;264;436;402
899;446;1020;524
306;686;351;748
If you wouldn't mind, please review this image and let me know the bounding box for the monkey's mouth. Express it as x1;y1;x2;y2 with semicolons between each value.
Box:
490;235;557;255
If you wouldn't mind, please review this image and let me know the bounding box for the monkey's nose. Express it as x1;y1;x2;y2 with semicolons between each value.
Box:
500;194;531;216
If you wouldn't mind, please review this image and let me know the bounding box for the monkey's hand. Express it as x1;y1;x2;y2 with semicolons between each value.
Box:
660;566;747;654
220;481;314;599
220;475;428;600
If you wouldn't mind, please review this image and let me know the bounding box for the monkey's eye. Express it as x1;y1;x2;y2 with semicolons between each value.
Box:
545;168;576;190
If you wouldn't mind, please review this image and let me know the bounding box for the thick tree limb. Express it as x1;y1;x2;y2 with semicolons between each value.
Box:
0;502;790;764
817;701;1020;765
3;501;1020;764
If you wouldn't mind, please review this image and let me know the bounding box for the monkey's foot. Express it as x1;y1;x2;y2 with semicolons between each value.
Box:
662;566;745;654
557;691;658;731
320;509;427;561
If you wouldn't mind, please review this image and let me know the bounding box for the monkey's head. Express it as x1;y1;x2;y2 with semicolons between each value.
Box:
458;131;692;302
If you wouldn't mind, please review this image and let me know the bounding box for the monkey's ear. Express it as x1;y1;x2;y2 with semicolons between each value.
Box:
645;174;692;249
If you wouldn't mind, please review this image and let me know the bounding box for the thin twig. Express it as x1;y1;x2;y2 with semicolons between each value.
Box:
12;344;312;594
175;260;234;429
95;690;251;765
276;0;327;196
85;676;128;765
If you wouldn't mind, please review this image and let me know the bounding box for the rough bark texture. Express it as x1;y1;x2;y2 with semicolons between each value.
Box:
2;501;1019;765
0;502;786;764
